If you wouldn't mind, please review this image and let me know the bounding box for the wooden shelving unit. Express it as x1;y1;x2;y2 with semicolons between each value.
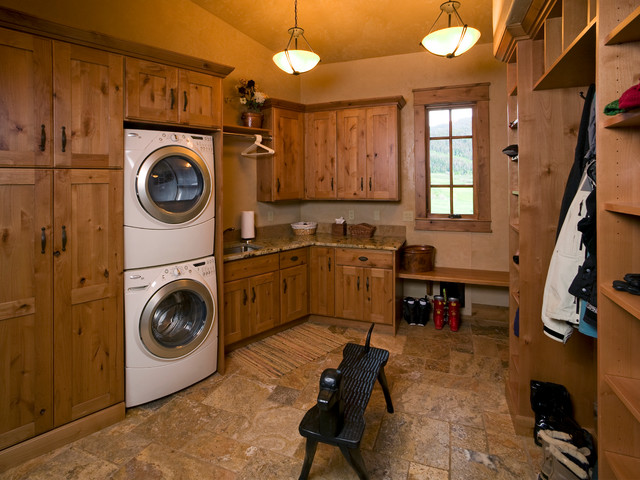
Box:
597;1;640;478
222;124;272;137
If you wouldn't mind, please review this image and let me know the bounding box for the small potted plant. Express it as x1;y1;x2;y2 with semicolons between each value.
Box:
236;78;268;128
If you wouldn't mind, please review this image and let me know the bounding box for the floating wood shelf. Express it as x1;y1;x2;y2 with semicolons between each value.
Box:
397;267;509;287
223;124;272;137
605;451;640;480
603;109;640;128
601;284;640;319
534;19;596;91
604;202;640;216
605;5;640;45
510;222;520;233
604;375;640;424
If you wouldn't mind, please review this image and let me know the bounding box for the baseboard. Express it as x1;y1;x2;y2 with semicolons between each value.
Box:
0;403;125;473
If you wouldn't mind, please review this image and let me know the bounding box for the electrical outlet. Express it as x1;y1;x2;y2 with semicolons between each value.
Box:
403;210;413;221
348;210;355;220
267;211;274;222
373;210;380;221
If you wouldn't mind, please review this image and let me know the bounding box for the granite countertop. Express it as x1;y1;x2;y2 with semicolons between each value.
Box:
223;233;406;262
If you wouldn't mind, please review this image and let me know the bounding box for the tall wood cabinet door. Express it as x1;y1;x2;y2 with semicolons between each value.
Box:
366;106;398;200
0;29;52;167
305;111;337;199
178;69;222;128
0;169;53;449
223;279;250;345
249;271;279;335
125;57;178;123
335;265;363;320
309;247;335;316
52;169;123;426
273;108;305;200
337;108;367;199
280;264;308;324
53;43;123;168
364;268;394;325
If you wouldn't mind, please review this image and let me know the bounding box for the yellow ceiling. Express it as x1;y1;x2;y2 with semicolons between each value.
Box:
191;0;493;64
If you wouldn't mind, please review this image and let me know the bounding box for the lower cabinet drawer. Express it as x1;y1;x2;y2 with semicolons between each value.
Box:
335;248;393;269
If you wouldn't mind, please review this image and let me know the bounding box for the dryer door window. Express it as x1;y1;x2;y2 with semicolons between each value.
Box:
140;279;215;359
137;145;212;224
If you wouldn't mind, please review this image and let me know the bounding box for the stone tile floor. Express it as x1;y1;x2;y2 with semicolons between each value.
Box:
1;305;543;479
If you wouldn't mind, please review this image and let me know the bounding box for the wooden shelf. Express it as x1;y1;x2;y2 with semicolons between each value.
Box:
509;84;518;97
603;109;640;128
511;290;520;305
604;202;640;216
397;267;509;287
223;124;272;137
605;451;640;480
510;222;520;233
605;5;640;45
534;18;596;91
604;375;640;424
601;283;640;319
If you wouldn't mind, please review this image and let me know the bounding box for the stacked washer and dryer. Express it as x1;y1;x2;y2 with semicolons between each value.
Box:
123;129;218;407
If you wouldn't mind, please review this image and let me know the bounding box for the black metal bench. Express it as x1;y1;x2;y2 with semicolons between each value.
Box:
298;324;394;480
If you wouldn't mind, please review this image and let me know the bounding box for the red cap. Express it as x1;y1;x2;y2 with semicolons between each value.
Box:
619;82;640;110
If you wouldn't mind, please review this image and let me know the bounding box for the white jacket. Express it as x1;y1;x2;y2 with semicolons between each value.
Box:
541;170;592;343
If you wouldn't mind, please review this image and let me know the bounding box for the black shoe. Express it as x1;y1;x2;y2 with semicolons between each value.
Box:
402;297;417;325
416;298;431;326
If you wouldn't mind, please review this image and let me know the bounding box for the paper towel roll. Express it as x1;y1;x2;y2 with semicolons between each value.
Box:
241;211;255;239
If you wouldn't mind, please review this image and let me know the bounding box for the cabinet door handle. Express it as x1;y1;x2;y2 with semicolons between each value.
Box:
360;177;364;191
276;178;281;193
170;88;175;110
283;278;288;293
183;91;188;111
41;227;46;254
357;276;360;291
369;177;372;191
252;287;256;303
331;177;334;191
328;257;331;271
290;255;298;262
366;277;369;292
61;225;67;251
358;256;369;262
61;126;67;152
39;124;46;151
243;289;247;305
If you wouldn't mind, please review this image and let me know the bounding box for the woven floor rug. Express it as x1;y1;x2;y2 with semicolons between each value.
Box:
229;323;346;378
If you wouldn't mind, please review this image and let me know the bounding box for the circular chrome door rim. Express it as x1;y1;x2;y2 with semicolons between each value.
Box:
136;145;212;224
139;278;215;359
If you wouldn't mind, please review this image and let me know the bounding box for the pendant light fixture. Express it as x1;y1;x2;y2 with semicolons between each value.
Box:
421;1;480;58
273;0;320;75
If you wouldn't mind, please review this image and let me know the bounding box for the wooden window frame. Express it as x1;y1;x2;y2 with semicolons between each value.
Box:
414;83;491;232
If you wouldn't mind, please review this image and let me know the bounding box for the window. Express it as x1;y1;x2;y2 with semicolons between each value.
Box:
413;83;491;232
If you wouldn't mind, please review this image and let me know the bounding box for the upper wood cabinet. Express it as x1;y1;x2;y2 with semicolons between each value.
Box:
53;43;123;169
125;57;222;128
0;29;123;169
305;110;337;199
336;108;367;199
259;101;305;201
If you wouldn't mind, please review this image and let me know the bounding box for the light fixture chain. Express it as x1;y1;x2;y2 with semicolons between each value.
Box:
294;0;298;28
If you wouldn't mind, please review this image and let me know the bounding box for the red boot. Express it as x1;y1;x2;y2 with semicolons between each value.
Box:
433;295;445;330
448;297;460;332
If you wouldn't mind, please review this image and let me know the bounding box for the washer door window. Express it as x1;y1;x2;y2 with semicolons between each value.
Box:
137;145;212;224
140;279;214;359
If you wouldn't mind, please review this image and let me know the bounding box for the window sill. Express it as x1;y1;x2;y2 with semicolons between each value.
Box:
415;218;492;233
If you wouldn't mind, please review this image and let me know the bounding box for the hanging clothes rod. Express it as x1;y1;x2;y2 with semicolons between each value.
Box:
223;131;273;141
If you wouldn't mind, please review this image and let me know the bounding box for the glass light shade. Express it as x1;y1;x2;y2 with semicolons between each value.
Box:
273;49;320;75
421;26;480;57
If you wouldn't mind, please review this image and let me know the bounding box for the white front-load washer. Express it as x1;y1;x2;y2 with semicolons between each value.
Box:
124;128;215;269
125;255;218;407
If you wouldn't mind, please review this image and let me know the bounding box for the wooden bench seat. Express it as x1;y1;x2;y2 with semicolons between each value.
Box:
397;266;509;295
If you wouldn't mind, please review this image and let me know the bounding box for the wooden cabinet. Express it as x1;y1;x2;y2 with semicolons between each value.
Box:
309;247;335;316
259;100;305;201
223;254;280;346
334;248;394;325
305;110;337;199
596;3;640;478
279;248;309;323
0;168;123;448
337;104;400;200
0;29;123;169
125;57;222;128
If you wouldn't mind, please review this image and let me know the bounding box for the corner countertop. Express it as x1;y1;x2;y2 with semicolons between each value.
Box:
223;233;406;262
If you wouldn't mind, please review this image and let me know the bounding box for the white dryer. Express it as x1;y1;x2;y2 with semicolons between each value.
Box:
124;128;215;269
125;255;218;407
